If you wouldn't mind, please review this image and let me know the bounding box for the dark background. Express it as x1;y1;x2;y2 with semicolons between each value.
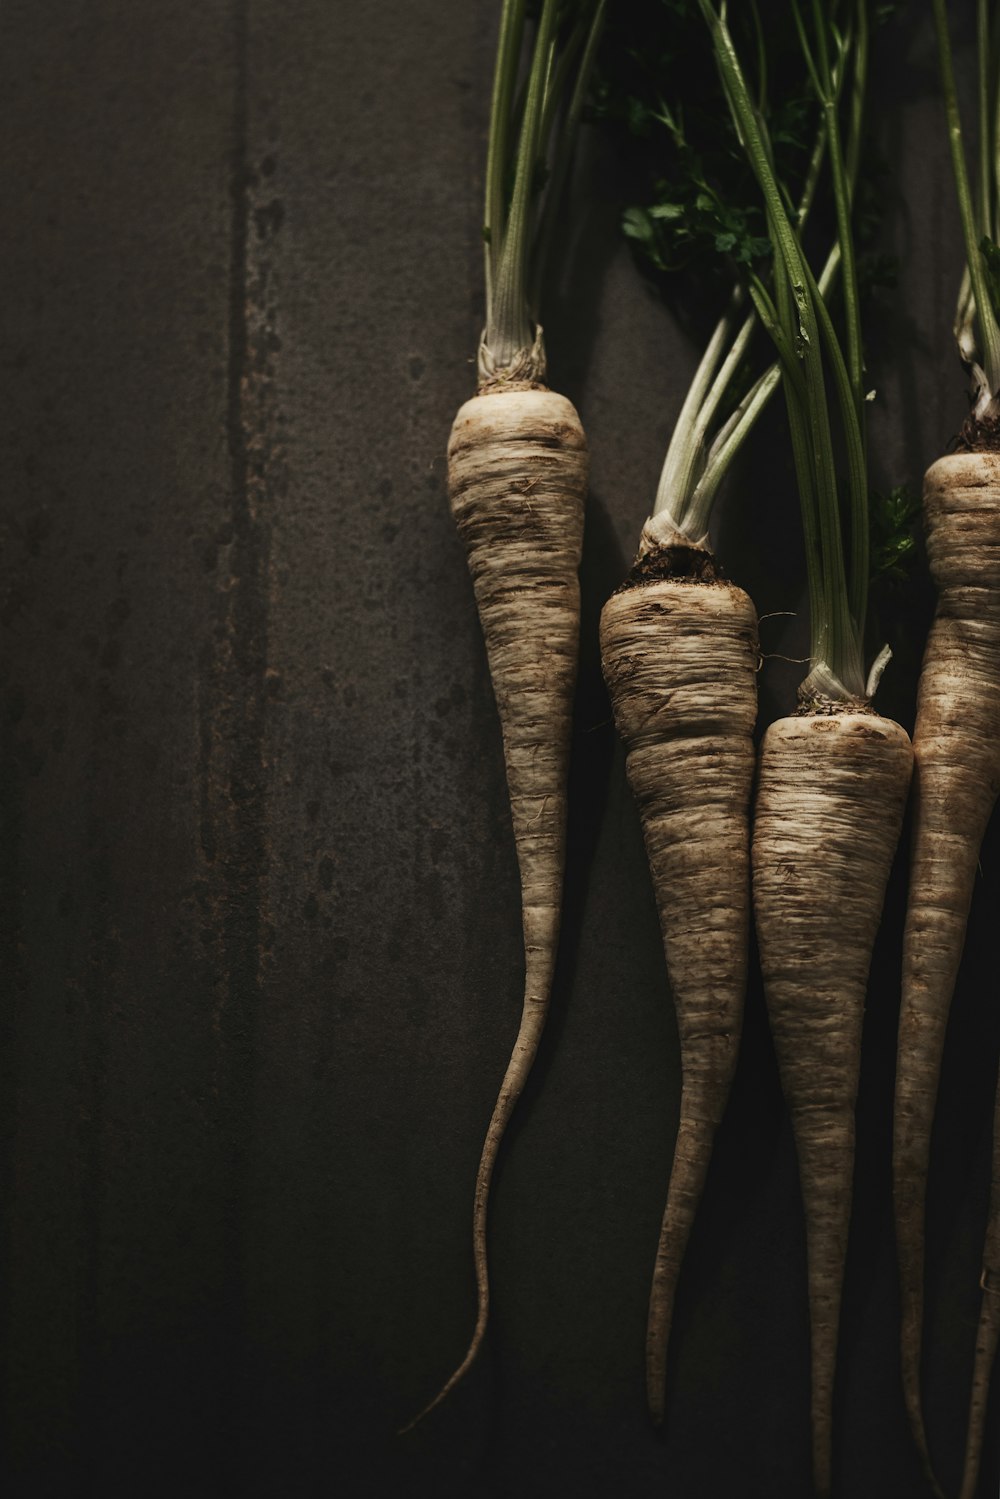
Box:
1;3;998;1496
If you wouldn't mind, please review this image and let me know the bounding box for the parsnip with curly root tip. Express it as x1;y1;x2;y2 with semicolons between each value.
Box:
400;382;587;1433
960;1072;1000;1499
894;451;1000;1495
753;709;913;1499
600;516;758;1425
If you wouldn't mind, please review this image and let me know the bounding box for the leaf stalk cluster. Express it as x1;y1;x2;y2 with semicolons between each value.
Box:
653;4;867;589
483;0;607;378
697;0;872;701
935;0;1000;418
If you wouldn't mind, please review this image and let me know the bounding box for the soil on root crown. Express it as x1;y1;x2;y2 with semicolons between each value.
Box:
614;544;726;592
956;409;1000;453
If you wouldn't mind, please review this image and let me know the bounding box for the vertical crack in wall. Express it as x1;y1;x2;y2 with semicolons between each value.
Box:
197;0;284;1467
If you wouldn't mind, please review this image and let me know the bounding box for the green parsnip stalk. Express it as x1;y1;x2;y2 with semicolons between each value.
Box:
487;0;558;370
931;0;1000;419
646;4;864;546
704;0;870;697
600;0;871;1430
403;0;605;1433
700;8;914;1497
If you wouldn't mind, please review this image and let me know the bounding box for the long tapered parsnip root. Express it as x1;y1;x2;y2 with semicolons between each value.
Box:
893;451;1000;1491
600;529;758;1425
401;383;587;1432
753;709;913;1498
959;1070;1000;1499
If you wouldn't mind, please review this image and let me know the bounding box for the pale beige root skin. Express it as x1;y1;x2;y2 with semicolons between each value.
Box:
960;1071;1000;1499
401;386;587;1432
894;451;1000;1493
600;573;758;1425
753;711;913;1499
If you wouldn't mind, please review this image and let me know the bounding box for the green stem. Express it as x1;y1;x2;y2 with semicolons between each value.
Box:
790;0;824;103
692;204;851;538
797;0;868;636
802;242;868;640
537;31;566;166
847;0;867;201
660;96;831;530
750;0;768;111
660;309;757;532
702;0;864;697
979;0;992;242
748;275;808;401
488;0;559;368
775;202;851;685
773;258;826;671
484;0;527;337
797;102;829;228
531;0;607;318
932;0;1000;394
675;12;866;547
792;0;864;430
687;364;781;536
654;290;743;521
955;265;978;363
819;0;865;426
993;19;1000;243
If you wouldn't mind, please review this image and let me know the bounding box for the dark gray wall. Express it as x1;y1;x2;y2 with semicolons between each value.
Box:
0;4;996;1497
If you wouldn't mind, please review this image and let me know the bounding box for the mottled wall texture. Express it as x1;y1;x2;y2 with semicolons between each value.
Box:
0;4;997;1497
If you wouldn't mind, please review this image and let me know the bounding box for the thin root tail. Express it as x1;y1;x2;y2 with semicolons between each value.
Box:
399;946;555;1434
645;1104;724;1425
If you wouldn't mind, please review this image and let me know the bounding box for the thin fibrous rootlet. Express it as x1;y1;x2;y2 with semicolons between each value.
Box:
894;2;1000;1489
600;520;758;1425
401;0;605;1429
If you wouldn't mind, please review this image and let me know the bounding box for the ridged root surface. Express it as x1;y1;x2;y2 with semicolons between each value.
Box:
894;452;1000;1491
402;385;587;1430
753;711;913;1498
600;558;758;1425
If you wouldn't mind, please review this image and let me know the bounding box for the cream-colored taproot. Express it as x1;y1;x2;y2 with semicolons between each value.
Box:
600;568;758;1423
753;709;913;1498
894;450;1000;1497
407;386;586;1425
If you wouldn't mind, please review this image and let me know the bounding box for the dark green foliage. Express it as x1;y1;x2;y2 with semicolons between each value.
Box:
592;0;820;287
622;189;772;273
869;485;920;585
593;1;901;307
